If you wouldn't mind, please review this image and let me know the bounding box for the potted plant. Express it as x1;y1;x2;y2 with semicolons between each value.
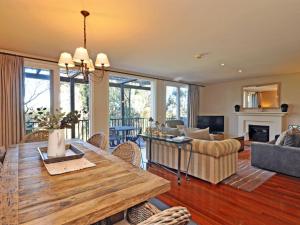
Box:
28;108;81;157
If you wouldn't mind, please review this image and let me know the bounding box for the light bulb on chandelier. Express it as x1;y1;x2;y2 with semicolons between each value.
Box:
58;10;110;81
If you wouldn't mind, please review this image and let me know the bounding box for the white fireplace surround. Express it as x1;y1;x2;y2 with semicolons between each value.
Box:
235;112;288;141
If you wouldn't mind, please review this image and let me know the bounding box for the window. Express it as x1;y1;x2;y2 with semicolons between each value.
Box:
60;70;90;140
166;86;178;120
23;67;51;133
179;87;188;120
166;85;188;124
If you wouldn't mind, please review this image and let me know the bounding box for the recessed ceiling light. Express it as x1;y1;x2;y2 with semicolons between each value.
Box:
238;69;242;73
220;63;225;66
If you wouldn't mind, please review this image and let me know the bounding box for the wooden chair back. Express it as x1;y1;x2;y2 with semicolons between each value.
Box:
21;130;49;143
87;132;108;150
112;141;141;167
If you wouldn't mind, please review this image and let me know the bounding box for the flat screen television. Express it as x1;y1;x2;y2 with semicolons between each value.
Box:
197;116;224;133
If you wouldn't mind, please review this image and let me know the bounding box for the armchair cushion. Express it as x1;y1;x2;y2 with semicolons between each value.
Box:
192;139;240;158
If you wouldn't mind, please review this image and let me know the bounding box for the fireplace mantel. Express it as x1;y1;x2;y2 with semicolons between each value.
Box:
234;112;288;117
234;111;288;141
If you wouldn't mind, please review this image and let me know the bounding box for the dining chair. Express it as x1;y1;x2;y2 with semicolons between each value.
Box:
87;132;108;150
112;141;142;167
115;202;191;225
137;206;191;225
21;130;49;143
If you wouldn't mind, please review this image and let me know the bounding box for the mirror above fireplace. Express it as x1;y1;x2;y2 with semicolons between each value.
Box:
242;83;280;109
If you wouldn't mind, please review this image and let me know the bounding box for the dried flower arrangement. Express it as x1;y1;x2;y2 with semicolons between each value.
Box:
28;108;81;130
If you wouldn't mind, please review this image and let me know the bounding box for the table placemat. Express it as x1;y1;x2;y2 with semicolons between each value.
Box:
44;157;96;175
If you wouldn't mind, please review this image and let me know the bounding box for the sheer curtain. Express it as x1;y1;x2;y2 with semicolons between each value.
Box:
188;84;200;128
0;54;24;147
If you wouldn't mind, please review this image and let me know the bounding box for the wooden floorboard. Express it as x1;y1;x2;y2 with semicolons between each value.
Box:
148;149;300;225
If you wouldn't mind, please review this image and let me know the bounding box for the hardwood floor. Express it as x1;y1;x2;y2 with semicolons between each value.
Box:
148;149;300;225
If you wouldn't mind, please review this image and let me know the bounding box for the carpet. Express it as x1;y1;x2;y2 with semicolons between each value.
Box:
149;198;198;225
222;159;276;192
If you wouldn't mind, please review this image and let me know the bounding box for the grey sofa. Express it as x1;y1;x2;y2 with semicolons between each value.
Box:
251;142;300;177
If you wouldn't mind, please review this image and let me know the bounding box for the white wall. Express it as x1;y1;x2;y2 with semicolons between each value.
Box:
200;73;300;137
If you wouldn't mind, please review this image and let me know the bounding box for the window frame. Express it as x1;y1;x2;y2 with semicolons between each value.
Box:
165;82;189;121
59;73;89;138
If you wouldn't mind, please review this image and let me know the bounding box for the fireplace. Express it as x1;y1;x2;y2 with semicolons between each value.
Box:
249;125;269;142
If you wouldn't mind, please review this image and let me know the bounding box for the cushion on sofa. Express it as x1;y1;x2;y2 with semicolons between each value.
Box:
184;127;211;140
191;139;240;158
283;131;300;147
275;130;288;145
275;128;300;146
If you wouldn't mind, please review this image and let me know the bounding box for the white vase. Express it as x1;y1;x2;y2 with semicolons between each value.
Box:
47;129;66;158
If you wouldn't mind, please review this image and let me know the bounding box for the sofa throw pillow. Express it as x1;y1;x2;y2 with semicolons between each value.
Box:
283;132;300;147
184;127;211;140
275;130;288;145
275;128;300;145
290;128;300;134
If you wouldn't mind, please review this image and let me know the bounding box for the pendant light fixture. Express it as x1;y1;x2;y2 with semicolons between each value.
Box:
58;10;110;80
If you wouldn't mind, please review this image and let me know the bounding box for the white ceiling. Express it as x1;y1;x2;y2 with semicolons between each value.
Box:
1;0;300;84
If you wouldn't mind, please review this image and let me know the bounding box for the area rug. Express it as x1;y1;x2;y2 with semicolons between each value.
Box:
222;159;276;192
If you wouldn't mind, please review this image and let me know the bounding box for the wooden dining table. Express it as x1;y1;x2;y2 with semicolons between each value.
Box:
0;140;170;225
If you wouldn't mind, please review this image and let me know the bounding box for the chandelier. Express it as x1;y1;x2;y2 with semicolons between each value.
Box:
58;10;110;81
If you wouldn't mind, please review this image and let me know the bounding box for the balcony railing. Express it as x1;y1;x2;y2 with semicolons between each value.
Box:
109;117;149;132
25;119;90;141
25;117;149;142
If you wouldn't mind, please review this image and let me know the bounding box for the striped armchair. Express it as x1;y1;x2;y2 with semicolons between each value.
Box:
146;138;240;184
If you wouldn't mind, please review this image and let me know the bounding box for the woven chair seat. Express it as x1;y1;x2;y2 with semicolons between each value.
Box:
87;132;108;150
21;130;49;143
138;206;191;225
112;141;142;167
127;202;161;225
